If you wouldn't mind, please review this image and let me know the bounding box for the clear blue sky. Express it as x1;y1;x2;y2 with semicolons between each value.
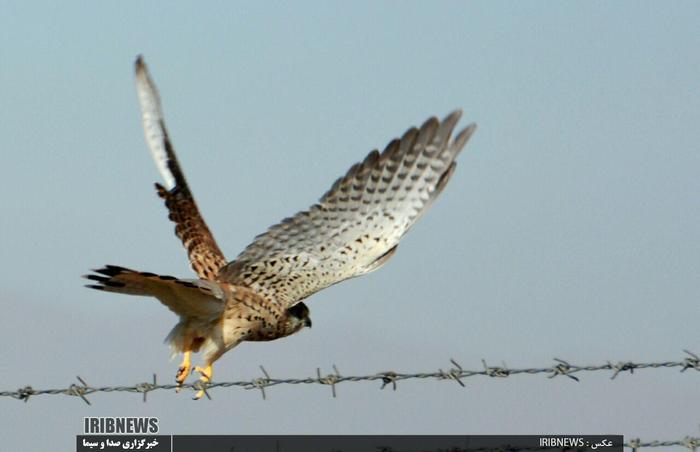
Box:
1;1;698;450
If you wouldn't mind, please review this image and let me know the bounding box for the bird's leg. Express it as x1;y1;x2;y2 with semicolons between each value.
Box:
192;364;213;400
174;350;192;392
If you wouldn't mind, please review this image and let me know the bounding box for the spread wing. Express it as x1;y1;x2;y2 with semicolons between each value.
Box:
218;111;477;307
134;56;227;280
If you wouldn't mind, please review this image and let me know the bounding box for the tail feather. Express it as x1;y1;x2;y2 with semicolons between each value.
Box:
84;265;225;318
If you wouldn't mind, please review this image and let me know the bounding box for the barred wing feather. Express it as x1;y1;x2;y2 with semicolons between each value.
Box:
134;56;228;280
218;111;476;307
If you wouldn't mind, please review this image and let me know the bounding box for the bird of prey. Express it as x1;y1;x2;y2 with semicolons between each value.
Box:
85;56;477;399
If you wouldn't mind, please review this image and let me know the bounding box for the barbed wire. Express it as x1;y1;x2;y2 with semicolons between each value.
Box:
625;437;700;450
1;350;697;405
1;351;698;448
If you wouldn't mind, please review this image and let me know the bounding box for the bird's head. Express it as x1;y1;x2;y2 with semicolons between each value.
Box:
286;302;312;331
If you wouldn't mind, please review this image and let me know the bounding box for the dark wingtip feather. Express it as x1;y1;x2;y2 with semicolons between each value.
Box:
442;109;463;124
92;265;129;277
419;116;440;135
135;54;145;71
433;110;464;149
451;123;477;155
154;182;168;199
85;284;106;291
414;116;440;151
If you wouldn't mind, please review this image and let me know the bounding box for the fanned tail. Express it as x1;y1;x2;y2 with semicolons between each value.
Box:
84;265;225;318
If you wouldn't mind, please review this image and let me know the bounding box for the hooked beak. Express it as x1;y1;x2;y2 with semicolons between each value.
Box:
304;318;312;328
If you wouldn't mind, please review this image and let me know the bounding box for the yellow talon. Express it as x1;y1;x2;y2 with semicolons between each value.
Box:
192;364;213;400
175;351;192;392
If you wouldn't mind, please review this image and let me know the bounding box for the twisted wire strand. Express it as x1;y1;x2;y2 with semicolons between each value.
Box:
1;351;696;405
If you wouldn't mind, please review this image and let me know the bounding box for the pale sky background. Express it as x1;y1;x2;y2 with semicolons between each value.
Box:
1;1;699;451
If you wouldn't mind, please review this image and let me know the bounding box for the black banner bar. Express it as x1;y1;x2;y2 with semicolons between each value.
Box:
77;435;171;452
171;435;623;451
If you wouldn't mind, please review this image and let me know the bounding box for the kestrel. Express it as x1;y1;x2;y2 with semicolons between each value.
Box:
85;56;477;399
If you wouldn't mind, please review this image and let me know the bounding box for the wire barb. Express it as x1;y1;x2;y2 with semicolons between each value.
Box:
681;350;700;372
247;365;272;400
610;361;637;380
69;376;91;405
439;358;466;387
16;386;35;403
482;359;510;378
380;372;398;391
316;365;341;398
192;378;211;400
548;358;579;382
135;374;157;403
